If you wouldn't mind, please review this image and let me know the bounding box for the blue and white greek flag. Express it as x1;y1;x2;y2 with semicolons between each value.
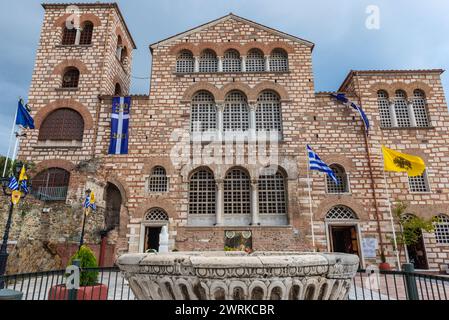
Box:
8;176;19;191
108;96;131;155
307;145;338;184
83;195;96;211
20;180;29;194
331;93;370;132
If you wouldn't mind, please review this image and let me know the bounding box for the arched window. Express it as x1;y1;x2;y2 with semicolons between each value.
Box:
408;170;430;193
224;168;251;215
116;35;124;60
223;91;249;132
176;50;194;73
258;171;287;215
191;91;217;132
189;169;216;215
256;91;282;132
223;49;241;73
105;183;122;230
62;26;77;45
326;164;349;194
114;83;122;96
199;49;218;73
394;90;410;127
79;21;93;45
148;166;168;193
412;90;430;127
31;168;70;201
62;67;80;88
377;90;392;128
246;49;265;72
144;208;169;222
433;214;449;244
326;206;358;220
38;108;84;141
269;49;288;72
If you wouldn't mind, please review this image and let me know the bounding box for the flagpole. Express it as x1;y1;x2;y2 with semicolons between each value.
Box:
2;103;19;177
10;128;22;165
381;153;401;271
306;145;316;250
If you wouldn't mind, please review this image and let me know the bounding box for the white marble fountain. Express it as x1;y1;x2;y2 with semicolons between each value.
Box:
117;251;359;300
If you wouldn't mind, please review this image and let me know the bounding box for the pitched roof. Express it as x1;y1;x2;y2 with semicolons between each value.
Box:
149;13;314;50
42;2;137;49
338;69;445;92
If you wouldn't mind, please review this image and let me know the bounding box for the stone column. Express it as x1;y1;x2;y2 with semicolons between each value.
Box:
249;102;257;141
265;55;271;72
217;103;224;141
408;100;417;127
75;27;82;45
194;56;200;72
218;56;223;72
216;179;224;226
241;56;247;72
251;179;260;225
389;102;398;127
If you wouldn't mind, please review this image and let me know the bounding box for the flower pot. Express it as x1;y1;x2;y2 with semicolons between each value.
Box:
379;262;391;271
48;284;108;300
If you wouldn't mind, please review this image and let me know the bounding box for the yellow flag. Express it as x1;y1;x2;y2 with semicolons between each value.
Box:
11;190;21;205
90;191;95;204
19;165;27;181
382;146;426;177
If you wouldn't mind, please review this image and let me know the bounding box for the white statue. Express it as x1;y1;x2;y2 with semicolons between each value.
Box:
158;225;169;253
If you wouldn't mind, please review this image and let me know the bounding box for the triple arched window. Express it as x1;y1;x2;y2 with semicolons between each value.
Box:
38;108;84;141
326;164;349;194
223;91;250;132
377;89;430;128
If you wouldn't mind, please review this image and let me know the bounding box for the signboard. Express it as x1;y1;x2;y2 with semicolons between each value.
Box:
362;236;378;258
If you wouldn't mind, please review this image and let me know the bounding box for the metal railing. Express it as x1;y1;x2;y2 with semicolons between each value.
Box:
1;266;448;300
31;186;68;201
0;267;134;300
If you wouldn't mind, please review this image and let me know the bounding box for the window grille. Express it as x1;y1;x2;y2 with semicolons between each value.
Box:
326;206;358;220
394;90;411;127
62;68;80;88
38;108;84;141
258;172;287;215
224;169;251;215
326;165;349;194
176;50;194;73
434;214;449;244
223;91;249;131
246;49;265;72
377;90;392;128
144;208;169;222
62;27;77;45
79;21;93;45
199;49;218;73
408;171;430;193
148;167;168;192
31;168;70;201
269;49;288;72
412;90;430;127
256;91;282;132
191;91;217;132
189;169;216;215
223;49;241;72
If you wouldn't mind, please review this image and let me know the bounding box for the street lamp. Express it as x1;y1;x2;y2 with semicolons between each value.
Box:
0;161;27;289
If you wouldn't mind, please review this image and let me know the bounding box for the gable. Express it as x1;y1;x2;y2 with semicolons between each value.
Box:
150;14;314;50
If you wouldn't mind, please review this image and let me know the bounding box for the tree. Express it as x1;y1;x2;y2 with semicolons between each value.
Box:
391;200;435;261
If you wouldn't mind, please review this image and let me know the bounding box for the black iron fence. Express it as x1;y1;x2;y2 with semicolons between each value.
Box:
0;266;448;300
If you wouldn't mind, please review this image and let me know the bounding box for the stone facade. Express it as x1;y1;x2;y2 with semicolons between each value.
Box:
12;4;449;272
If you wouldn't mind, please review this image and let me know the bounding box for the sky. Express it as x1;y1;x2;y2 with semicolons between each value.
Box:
0;0;448;156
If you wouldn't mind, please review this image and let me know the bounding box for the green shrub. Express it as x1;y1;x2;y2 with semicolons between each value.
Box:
67;245;99;286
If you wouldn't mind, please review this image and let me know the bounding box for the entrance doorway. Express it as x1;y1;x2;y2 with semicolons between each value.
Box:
406;230;428;269
144;226;162;252
329;225;360;256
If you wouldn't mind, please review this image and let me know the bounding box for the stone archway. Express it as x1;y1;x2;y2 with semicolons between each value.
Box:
105;182;122;232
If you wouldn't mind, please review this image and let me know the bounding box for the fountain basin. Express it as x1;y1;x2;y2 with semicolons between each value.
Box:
117;251;359;300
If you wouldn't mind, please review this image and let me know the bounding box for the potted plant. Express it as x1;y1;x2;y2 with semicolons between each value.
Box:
379;250;391;271
48;245;108;300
